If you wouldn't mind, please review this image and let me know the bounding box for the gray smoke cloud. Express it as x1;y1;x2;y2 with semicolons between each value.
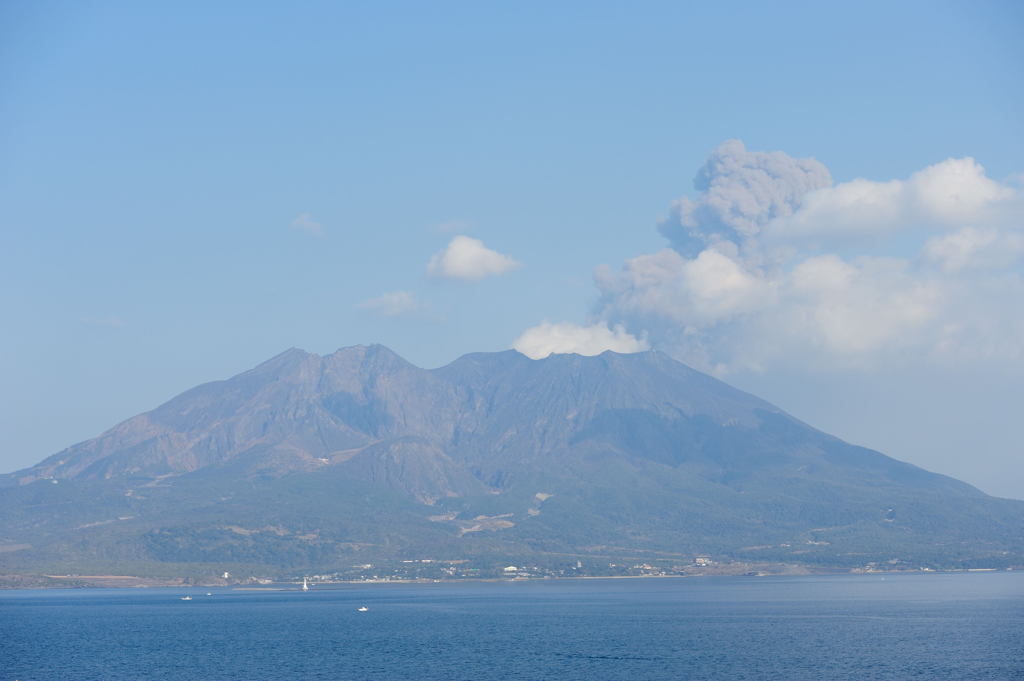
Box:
591;141;1023;375
659;139;831;256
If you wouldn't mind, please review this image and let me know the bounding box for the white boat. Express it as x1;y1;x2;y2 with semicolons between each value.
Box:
357;606;368;612
302;577;309;592
180;596;192;601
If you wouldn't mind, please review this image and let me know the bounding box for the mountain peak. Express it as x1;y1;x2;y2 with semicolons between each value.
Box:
325;343;418;374
247;346;316;375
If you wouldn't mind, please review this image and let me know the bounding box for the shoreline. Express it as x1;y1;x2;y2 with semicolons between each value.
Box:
0;566;1015;590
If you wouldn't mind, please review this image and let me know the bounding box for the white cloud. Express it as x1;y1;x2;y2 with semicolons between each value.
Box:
592;141;1024;374
595;247;774;328
427;235;521;281
782;255;942;357
357;291;422;317
289;212;323;237
595;248;963;372
512;321;649;360
923;226;1024;273
768;157;1016;242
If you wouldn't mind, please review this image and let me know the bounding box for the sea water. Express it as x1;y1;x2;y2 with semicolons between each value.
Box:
1;572;1022;680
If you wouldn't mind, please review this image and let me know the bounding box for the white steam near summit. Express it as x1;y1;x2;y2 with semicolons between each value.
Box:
513;322;648;359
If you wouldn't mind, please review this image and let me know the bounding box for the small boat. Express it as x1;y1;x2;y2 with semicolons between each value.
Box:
180;596;192;601
205;593;212;596
302;577;309;592
357;606;368;612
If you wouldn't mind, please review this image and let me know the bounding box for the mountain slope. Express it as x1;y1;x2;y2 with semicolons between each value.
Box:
1;345;1021;577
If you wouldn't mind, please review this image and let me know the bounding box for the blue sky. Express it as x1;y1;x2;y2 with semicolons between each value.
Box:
2;1;1022;497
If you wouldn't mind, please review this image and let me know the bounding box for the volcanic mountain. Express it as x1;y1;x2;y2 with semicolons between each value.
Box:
1;345;1021;577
